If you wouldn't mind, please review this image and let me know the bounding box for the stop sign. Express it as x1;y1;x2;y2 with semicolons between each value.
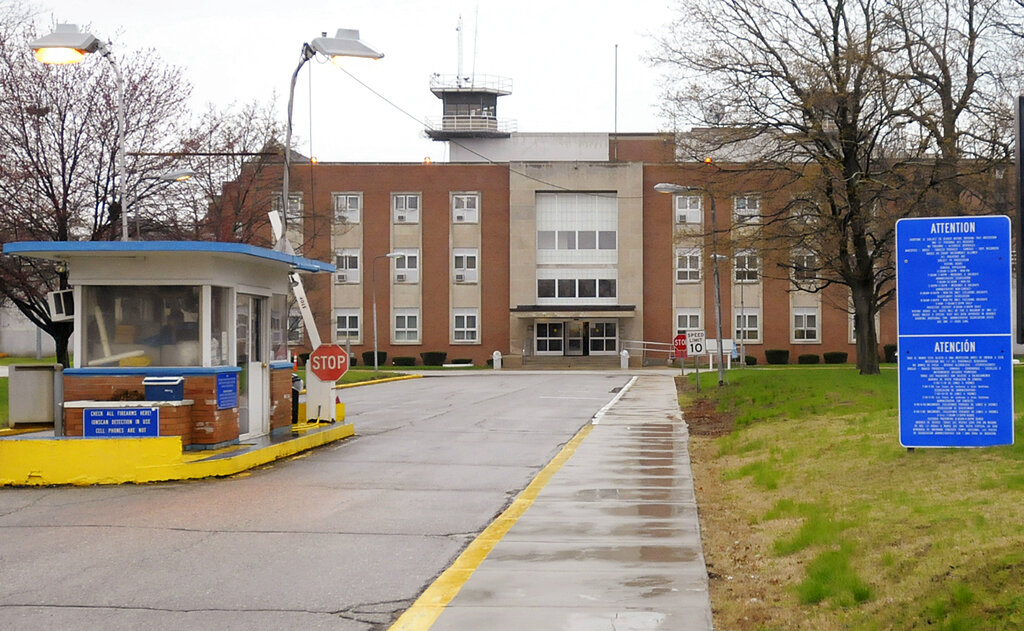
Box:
308;344;349;382
673;334;687;359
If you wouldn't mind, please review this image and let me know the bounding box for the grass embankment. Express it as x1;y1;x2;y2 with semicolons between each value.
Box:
684;367;1024;630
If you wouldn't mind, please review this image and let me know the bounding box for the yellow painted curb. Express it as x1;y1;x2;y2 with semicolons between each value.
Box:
0;423;355;487
335;374;423;389
387;422;595;631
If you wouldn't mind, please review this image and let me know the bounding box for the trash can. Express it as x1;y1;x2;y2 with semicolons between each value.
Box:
142;376;185;401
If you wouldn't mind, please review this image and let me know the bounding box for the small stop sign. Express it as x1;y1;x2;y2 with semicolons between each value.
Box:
308;344;349;382
673;334;687;359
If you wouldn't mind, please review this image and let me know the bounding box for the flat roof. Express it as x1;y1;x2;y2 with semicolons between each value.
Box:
3;241;334;274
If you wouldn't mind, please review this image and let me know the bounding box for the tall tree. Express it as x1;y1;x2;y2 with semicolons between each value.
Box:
653;0;1017;375
0;10;194;366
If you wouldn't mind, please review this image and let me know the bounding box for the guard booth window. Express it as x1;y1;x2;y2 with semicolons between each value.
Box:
82;286;200;367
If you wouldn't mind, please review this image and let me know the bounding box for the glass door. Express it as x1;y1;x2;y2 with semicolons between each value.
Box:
566;321;585;356
236;294;268;439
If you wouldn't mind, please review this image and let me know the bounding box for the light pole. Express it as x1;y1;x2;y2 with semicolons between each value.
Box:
281;29;382;238
372;252;404;372
655;182;727;387
31;24;127;241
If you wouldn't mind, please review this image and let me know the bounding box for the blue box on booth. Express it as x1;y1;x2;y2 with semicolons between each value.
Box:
142;376;185;401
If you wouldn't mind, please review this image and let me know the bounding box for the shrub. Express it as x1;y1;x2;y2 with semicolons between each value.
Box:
420;351;447;366
393;356;416;366
451;358;473;365
745;355;758;366
798;353;820;364
347;355;358;367
883;344;898;363
361;351;387;367
765;349;790;365
823;351;848;364
298;352;310;366
486;358;494;367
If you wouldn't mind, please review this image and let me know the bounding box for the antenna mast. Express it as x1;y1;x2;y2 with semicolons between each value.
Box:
456;15;465;86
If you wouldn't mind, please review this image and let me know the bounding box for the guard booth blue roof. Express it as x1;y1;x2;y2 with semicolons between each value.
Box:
3;240;335;273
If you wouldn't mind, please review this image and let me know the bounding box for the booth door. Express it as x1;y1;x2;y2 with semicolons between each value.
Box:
236;294;269;438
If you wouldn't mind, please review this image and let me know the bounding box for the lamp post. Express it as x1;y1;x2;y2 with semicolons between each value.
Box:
281;29;382;238
655;182;727;387
31;24;127;241
372;252;404;372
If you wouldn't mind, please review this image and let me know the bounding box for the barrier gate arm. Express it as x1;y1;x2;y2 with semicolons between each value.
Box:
269;210;322;349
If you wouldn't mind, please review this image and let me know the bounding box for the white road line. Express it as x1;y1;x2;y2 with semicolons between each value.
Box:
591;376;638;425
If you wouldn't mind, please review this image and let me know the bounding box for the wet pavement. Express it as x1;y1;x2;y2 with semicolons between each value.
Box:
428;375;714;631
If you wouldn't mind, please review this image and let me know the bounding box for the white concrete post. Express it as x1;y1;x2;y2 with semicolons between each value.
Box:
492;350;502;370
620;349;629;369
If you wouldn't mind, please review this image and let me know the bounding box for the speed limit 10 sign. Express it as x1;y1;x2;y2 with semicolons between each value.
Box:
686;330;707;356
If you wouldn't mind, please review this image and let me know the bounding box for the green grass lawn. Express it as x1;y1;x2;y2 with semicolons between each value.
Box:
685;366;1024;630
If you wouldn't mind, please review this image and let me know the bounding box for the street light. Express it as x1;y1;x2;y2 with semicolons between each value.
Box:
372;252;404;372
655;182;727;387
281;29;382;238
31;24;128;241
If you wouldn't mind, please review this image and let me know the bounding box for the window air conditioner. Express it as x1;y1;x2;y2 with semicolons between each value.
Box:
455;214;465;222
335;272;348;284
47;289;74;322
395;273;407;283
396;214;407;223
455;273;466;283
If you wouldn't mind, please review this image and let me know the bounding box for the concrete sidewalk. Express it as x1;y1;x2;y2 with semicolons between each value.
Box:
421;375;714;630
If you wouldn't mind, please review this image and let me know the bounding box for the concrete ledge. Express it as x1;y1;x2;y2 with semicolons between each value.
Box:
335;374;422;389
0;423;354;487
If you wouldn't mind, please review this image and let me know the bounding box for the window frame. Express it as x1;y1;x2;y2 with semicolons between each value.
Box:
452;193;480;224
793;307;820;343
675;194;702;225
332;192;362;224
334;308;360;342
334;248;360;284
735;307;761;342
676;308;702;336
392;193;421;224
394;249;420;284
453;248;479;283
675;248;701;283
734;250;760;283
393;308;420;344
733;195;761;225
453;308;479;343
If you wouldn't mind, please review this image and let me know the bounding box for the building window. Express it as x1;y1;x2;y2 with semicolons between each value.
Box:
736;308;760;341
394;308;420;342
452;193;479;223
333;193;361;224
454;248;478;283
394;249;419;283
454;309;478;342
675;194;702;224
734;195;760;225
334;249;360;284
536;229;617;251
735;250;760;283
589;321;617;353
536;322;564;353
393;193;420;224
676;308;702;335
793;251;817;281
676;248;701;283
598;279;617;298
557;279;577;298
537;279;556;298
335;308;359;341
793;307;819;341
273;193;304;231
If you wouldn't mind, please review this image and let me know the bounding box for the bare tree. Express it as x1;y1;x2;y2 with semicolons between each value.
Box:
0;10;194;366
653;0;1018;374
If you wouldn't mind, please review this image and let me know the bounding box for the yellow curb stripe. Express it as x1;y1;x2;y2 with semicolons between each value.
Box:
334;374;423;389
387;422;595;631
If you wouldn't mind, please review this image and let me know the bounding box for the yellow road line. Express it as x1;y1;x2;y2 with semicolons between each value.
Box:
387;422;595;631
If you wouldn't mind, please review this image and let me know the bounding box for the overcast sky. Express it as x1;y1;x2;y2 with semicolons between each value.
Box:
32;0;677;163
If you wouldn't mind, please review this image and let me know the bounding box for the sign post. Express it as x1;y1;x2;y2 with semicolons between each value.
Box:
673;333;687;379
686;330;707;391
896;216;1014;448
305;344;349;422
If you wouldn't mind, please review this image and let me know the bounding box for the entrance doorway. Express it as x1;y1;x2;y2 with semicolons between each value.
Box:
534;320;619;357
236;294;269;439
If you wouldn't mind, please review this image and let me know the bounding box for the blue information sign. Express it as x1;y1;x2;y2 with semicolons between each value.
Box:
216;372;238;410
896;216;1014;448
83;407;160;438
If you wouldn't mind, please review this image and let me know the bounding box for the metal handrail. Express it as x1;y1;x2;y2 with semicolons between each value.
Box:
622;340;677;367
429;74;512;93
425;115;517;134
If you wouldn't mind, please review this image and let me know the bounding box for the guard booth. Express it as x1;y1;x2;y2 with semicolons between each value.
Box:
3;241;334;449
